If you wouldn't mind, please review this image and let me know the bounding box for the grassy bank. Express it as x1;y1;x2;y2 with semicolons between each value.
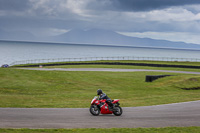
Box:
47;64;200;72
0;127;200;133
13;60;200;67
0;68;199;108
13;60;200;72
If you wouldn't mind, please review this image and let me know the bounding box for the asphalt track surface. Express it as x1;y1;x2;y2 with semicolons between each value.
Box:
0;101;200;128
1;68;199;128
18;68;200;74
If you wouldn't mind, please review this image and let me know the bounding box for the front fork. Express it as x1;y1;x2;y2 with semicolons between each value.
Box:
93;104;99;111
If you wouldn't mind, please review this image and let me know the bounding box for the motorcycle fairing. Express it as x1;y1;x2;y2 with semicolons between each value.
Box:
100;102;113;114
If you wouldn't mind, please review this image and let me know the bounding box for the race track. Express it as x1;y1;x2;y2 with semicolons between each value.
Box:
2;68;199;128
18;68;200;74
0;101;200;128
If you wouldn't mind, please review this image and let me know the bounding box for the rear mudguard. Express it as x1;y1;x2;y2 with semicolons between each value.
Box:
112;99;120;104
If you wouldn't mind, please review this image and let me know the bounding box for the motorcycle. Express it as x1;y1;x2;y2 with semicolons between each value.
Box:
90;96;123;116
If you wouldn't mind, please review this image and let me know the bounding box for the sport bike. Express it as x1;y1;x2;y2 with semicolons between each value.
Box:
90;96;123;116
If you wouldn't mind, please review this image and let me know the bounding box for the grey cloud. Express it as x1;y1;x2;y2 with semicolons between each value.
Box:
87;0;200;12
0;0;200;38
0;0;31;11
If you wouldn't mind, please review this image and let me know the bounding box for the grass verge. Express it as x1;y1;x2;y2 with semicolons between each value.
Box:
0;127;200;133
12;60;200;67
0;68;199;108
14;60;200;72
46;64;200;72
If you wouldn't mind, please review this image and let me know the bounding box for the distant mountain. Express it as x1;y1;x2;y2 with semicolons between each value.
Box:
0;29;35;41
50;29;200;49
1;28;200;49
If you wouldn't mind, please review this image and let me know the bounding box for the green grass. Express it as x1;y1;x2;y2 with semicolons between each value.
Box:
0;68;200;108
13;60;200;67
0;127;200;133
20;60;200;72
90;60;200;66
13;60;200;72
45;64;200;72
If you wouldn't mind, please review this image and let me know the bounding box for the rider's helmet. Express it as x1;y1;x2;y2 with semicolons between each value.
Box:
97;89;103;95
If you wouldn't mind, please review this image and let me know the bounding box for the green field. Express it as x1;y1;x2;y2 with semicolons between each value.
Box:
0;127;200;133
13;60;200;67
1;62;200;131
0;66;200;108
46;64;200;73
14;60;200;72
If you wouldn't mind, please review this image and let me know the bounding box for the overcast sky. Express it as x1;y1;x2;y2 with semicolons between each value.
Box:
1;0;200;44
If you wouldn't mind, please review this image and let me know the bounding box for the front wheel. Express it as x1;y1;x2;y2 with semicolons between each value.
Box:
90;105;100;116
113;106;123;116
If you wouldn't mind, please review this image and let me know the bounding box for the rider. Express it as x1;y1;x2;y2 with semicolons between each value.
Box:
97;89;114;109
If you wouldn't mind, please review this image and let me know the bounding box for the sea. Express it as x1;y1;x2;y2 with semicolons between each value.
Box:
0;40;200;66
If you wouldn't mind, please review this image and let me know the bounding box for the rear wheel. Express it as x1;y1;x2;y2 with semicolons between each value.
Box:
90;105;100;116
113;106;123;116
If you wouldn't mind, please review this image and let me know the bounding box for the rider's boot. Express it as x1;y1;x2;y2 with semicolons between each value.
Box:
108;103;115;111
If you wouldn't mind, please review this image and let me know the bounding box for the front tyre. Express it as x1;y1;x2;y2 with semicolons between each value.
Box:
113;106;123;116
90;105;100;116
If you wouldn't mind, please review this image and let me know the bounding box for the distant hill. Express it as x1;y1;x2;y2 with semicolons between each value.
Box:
0;28;35;41
50;29;200;49
1;28;200;49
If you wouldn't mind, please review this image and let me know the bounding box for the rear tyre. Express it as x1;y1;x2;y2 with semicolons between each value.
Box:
113;106;123;116
90;105;100;116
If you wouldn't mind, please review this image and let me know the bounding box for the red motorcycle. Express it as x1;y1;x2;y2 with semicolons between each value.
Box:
90;96;123;116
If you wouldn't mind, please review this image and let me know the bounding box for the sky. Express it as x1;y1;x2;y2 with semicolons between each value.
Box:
1;0;200;44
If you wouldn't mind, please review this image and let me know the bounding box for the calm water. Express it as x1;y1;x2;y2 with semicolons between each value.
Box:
0;41;200;65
